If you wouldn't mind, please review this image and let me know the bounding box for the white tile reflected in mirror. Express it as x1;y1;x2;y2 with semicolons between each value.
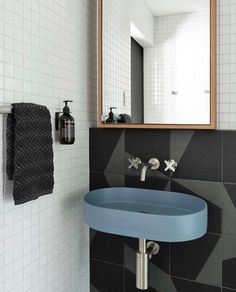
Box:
102;0;214;127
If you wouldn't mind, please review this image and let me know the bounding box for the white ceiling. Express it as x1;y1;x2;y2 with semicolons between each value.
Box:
144;0;209;16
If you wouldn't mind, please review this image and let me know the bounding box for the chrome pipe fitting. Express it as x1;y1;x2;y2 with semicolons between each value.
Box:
136;239;160;290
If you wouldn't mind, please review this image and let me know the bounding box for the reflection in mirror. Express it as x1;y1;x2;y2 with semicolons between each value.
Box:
101;0;214;126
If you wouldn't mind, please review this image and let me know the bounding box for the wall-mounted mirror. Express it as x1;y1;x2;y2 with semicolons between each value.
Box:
98;0;216;129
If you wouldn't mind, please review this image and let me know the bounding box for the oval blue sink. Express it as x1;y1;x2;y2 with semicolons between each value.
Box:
83;187;208;242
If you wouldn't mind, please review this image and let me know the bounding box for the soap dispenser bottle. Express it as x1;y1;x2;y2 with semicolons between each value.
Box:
106;107;117;123
57;100;75;145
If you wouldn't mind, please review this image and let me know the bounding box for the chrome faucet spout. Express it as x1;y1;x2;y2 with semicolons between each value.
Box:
140;158;160;182
140;164;151;182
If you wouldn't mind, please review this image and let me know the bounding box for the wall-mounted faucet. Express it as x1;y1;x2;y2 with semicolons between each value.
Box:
140;158;160;182
128;157;177;181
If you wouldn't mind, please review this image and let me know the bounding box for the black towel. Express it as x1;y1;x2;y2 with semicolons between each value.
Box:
7;103;54;205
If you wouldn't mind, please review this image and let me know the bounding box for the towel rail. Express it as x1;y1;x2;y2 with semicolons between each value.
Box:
0;105;12;114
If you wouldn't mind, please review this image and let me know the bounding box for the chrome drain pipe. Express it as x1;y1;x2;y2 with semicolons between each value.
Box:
136;239;160;290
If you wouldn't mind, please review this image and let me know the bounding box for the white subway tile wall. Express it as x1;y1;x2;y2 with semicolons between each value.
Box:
217;0;236;129
0;0;97;291
144;11;210;124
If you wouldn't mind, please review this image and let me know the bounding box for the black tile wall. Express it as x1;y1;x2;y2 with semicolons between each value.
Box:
222;184;236;236
171;278;221;292
223;131;236;183
90;129;124;174
171;180;222;234
125;130;170;176
90;260;124;292
171;131;222;182
90;230;125;265
171;234;222;287
89;128;236;292
222;236;236;290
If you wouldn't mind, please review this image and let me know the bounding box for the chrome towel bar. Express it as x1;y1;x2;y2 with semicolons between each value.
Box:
0;105;12;114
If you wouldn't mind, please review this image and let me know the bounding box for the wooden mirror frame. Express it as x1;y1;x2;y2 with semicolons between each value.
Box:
98;0;216;129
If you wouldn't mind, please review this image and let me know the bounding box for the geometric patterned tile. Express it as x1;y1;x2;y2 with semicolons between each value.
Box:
125;129;170;176
171;233;222;286
171;277;221;292
222;236;236;290
90;128;124;174
171;179;222;234
223;131;236;183
90;172;124;190
89;129;236;292
222;184;236;236
105;131;125;174
170;130;195;163
90;229;125;266
90;259;124;292
172;131;222;182
196;238;222;287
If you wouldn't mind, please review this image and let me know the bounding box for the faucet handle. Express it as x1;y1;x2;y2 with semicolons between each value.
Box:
164;159;177;172
128;157;142;170
148;158;160;170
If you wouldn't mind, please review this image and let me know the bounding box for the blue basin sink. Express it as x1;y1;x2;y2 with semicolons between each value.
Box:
83;187;208;242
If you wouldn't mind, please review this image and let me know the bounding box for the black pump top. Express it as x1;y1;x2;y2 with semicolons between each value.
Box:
108;107;117;120
63;100;73;115
106;107;117;123
109;107;116;116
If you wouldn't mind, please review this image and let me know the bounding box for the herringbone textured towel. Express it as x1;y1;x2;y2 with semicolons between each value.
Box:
7;103;54;205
